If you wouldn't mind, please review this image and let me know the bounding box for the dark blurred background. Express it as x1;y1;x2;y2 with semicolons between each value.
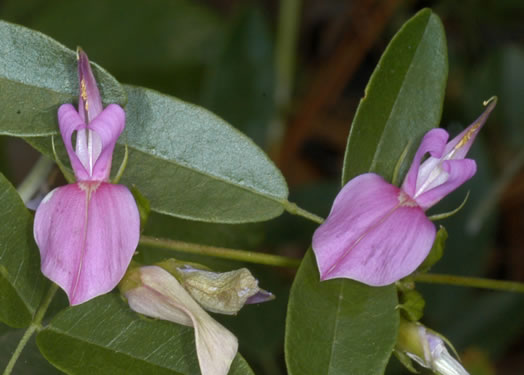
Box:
1;0;523;374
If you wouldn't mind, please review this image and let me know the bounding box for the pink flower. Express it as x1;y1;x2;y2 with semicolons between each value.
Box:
34;50;140;305
312;100;496;286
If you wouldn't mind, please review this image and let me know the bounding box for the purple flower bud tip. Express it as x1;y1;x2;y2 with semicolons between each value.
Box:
245;289;275;304
313;99;496;286
34;51;140;305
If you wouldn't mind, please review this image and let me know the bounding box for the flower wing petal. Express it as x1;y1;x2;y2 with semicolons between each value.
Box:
414;159;477;210
88;104;126;181
126;266;238;375
57;104;89;180
313;173;436;286
34;182;139;305
402;128;448;197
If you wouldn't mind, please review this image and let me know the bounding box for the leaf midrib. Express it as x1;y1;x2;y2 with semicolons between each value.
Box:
369;14;432;173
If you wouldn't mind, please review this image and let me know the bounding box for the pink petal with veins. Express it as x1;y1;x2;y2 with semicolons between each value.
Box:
34;182;139;305
313;173;435;286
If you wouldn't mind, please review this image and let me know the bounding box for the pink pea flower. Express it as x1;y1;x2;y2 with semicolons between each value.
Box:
34;50;140;305
312;100;496;286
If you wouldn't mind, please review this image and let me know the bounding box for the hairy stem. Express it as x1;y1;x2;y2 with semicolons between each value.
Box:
2;283;58;375
139;236;301;268
414;273;524;293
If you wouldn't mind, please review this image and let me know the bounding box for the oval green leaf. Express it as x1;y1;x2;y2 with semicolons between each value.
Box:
285;250;398;375
0;172;48;328
117;85;288;223
0;20;126;137
286;9;448;375
342;8;448;184
37;293;254;375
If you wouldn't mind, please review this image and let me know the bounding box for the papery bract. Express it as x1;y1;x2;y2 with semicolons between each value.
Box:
313;99;496;286
34;50;139;305
120;265;238;375
176;265;274;315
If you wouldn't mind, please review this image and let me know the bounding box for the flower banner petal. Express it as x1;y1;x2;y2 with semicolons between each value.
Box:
34;182;139;305
313;173;436;286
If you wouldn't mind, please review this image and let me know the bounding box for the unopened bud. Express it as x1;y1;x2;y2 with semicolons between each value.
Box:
119;264;238;375
396;320;469;375
158;259;274;315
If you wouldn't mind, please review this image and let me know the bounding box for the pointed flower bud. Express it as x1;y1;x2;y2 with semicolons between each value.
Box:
120;265;238;375
169;262;274;315
397;320;470;375
312;99;496;285
33;50;139;305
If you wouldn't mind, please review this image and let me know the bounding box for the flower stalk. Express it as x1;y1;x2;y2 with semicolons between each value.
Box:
2;283;58;375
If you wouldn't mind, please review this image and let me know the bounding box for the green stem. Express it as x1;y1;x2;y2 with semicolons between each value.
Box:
414;273;524;293
139;236;301;268
16;156;54;204
283;201;324;224
268;0;302;147
139;236;524;293
3;283;58;375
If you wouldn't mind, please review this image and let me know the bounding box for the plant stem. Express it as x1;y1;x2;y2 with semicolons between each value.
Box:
139;236;302;268
268;0;302;148
283;201;324;224
139;236;524;293
414;273;524;293
2;283;58;375
16;156;54;204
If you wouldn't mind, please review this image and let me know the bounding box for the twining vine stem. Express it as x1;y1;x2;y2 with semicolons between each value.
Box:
139;236;302;268
413;273;524;293
140;235;524;293
2;283;58;375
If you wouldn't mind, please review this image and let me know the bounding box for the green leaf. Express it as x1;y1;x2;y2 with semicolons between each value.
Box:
201;6;274;147
37;293;254;375
0;172;47;328
117;85;288;223
7;0;226;103
285;250;399;375
0;20;126;137
26;85;288;224
342;8;448;184
286;9;448;375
